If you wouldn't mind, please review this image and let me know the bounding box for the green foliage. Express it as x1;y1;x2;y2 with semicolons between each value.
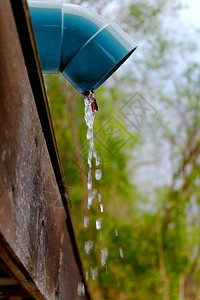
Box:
45;0;200;299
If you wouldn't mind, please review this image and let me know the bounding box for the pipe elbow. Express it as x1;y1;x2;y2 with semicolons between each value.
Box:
28;1;137;95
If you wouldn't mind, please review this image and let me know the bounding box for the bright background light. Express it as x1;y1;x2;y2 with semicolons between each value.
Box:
181;0;200;28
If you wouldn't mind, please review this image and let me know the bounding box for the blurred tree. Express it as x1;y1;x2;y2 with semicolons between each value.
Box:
45;0;200;299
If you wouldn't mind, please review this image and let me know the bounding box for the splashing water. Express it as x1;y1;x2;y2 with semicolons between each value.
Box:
77;282;85;296
90;266;98;280
101;247;108;266
100;203;104;213
84;216;89;228
87;169;92;191
95;169;102;180
83;92;107;280
84;93;101;207
82;92;125;288
96;218;102;230
87;189;97;209
84;94;98;167
85;240;94;255
98;193;101;202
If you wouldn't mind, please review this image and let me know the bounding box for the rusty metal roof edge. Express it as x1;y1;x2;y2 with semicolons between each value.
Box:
10;0;91;298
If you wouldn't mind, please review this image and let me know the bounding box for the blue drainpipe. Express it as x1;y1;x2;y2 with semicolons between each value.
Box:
28;0;137;96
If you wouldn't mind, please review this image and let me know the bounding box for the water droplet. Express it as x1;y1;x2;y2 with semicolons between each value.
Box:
90;266;98;280
84;95;101;195
119;247;124;258
95;155;100;166
98;193;101;202
96;218;102;230
87;189;97;209
115;229;118;237
88;194;93;209
101;248;108;266
77;282;85;296
85;240;93;255
95;169;102;180
100;203;103;213
84;216;89;228
87;169;92;190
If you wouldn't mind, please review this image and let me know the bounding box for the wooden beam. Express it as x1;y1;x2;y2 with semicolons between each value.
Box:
0;1;90;299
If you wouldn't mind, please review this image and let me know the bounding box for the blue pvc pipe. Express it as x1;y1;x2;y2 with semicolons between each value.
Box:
28;0;137;95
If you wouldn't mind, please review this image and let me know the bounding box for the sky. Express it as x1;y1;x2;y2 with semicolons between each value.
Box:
180;0;200;28
131;0;200;193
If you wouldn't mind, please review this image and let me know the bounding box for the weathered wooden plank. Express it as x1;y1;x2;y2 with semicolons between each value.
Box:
10;0;70;212
0;1;89;299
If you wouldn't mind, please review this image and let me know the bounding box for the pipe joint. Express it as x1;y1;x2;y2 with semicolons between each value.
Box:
28;0;137;95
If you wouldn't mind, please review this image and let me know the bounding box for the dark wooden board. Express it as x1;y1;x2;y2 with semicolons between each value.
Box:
0;1;90;299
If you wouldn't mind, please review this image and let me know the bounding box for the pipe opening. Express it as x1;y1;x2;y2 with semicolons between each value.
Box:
93;47;137;91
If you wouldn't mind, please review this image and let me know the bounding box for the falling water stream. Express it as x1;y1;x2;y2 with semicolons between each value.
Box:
84;92;108;279
78;91;123;295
